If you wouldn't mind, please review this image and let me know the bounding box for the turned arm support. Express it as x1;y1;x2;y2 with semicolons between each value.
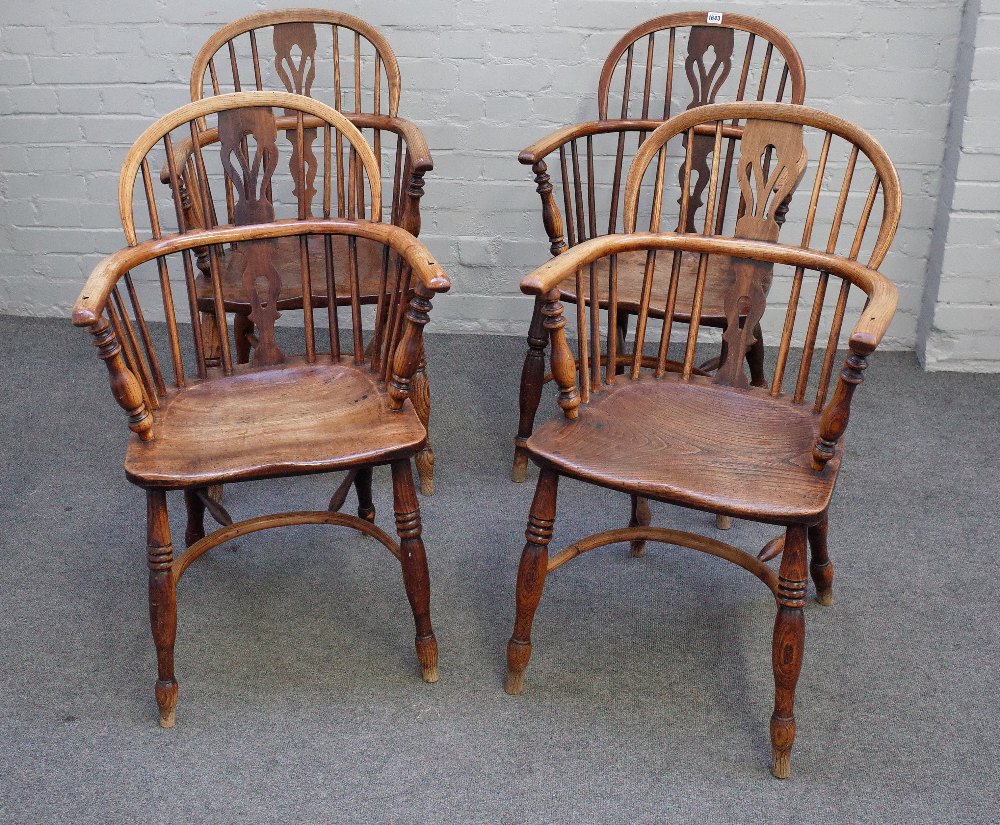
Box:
518;232;898;429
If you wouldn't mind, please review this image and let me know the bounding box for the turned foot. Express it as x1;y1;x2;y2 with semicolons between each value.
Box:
416;633;439;683
156;679;178;728
506;468;557;695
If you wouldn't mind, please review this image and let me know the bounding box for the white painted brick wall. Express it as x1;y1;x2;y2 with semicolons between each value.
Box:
0;0;991;366
921;0;1000;372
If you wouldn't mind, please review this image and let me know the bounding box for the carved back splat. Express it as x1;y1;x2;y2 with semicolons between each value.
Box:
274;23;319;217
714;119;808;388
681;26;735;232
219;106;284;366
615;101;900;400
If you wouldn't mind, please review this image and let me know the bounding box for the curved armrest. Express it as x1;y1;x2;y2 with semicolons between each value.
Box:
73;218;449;328
519;232;899;440
520;232;898;347
519;119;666;165
519;119;743;165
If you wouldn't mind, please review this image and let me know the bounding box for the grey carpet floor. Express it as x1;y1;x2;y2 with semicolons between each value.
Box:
1;314;998;824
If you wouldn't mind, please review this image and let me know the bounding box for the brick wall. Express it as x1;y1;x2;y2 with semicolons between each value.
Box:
0;0;991;368
920;0;1000;371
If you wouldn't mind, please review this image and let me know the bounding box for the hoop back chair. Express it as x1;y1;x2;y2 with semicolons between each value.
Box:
512;12;806;484
72;92;450;727
180;9;437;494
505;102;901;779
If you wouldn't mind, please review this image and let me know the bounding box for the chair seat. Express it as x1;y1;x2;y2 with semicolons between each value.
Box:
558;249;740;325
525;376;841;524
125;359;426;488
195;235;391;313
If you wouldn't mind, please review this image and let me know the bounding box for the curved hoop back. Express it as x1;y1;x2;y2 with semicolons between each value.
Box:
120;91;382;246
190;9;402;117
623;102;900;267
597;12;805;120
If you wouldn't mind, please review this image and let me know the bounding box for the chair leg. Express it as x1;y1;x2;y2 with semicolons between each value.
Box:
748;322;766;388
234;313;254;364
808;516;834;606
183;488;206;548
146;490;178;728
716;514;733;530
355;466;375;523
628;494;650;557
390;459;438;683
200;312;221;369
411;342;435;496
512;296;548;483
770;524;807;779
505;467;559;695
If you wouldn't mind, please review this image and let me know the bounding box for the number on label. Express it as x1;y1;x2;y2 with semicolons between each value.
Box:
707;12;723;24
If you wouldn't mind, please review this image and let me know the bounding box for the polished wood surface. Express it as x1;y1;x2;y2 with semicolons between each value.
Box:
507;103;901;779
125;359;426;488
186;10;437;492
526;375;841;525
74;93;450;727
513;13;808;483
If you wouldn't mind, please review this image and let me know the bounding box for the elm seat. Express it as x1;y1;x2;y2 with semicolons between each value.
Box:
125;360;427;488
557;249;739;324
525;375;842;525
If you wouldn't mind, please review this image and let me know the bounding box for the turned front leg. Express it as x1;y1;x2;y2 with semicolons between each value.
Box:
506;467;559;695
391;459;438;683
147;490;178;728
808;516;834;606
512;296;548;483
771;524;808;778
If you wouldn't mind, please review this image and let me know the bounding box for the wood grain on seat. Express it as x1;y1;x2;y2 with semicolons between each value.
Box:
125;359;426;488
525;375;841;525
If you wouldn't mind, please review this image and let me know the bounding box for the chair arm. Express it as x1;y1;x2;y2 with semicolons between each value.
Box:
811;278;898;471
73;218;449;328
517;232;899;431
518;119;667;166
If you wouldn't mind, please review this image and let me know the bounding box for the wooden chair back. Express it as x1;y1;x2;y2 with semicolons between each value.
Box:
190;9;401;116
598;12;805;120
188;10;422;227
527;103;900;422
84;92;445;428
522;14;806;252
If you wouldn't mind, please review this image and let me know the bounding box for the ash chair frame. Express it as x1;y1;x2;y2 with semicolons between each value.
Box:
513;11;806;486
181;8;437;495
73;91;450;726
505;102;901;778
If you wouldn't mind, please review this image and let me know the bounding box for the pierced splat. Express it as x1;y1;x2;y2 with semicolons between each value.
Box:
678;27;735;232
715;119;808;388
218;107;284;366
274;23;319;216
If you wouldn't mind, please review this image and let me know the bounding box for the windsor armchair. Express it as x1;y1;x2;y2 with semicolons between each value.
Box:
505;102;902;779
176;9;436;494
512;12;806;488
72;92;449;727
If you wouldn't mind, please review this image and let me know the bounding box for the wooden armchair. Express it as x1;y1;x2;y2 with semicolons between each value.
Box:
512;12;806;484
175;9;437;494
73;92;450;727
504;102;901;779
